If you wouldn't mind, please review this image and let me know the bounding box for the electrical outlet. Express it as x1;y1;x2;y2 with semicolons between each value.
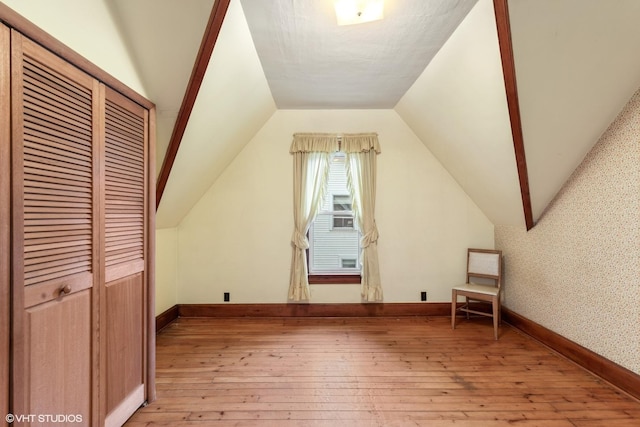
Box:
223;292;230;302
420;291;427;301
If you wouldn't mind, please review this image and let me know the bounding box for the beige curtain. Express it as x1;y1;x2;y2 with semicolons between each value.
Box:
288;134;339;301
343;133;383;302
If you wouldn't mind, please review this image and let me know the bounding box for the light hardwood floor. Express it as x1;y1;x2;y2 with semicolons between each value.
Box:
126;316;640;426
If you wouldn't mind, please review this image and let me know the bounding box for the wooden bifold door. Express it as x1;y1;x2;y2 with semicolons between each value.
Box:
102;88;149;426
10;30;100;424
6;24;155;427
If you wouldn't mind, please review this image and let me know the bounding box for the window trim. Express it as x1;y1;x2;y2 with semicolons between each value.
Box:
306;152;361;284
308;273;361;284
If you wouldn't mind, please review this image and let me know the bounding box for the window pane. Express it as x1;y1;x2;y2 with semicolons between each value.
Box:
333;215;354;229
333;195;351;211
341;259;357;268
310;215;360;273
318;154;349;213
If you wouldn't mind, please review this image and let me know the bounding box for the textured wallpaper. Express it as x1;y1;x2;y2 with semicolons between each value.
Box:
496;89;640;374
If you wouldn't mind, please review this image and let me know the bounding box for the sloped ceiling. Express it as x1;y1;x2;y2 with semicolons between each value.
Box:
106;0;216;176
508;0;640;220
108;0;276;227
147;0;640;229
5;0;640;229
1;0;147;96
395;0;522;226
152;0;276;227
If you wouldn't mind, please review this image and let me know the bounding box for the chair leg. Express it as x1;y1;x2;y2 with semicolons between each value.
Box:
492;298;499;340
451;290;457;330
465;296;470;319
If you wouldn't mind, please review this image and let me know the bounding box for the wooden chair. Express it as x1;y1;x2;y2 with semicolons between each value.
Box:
451;248;503;340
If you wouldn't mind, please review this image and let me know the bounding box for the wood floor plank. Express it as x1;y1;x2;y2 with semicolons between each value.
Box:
126;317;640;426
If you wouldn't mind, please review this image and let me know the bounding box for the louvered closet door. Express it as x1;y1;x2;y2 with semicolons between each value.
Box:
11;31;99;424
102;87;148;427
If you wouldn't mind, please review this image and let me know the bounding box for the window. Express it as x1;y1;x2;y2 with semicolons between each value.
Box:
333;195;351;211
333;215;354;229
341;258;357;268
288;132;381;301
332;195;354;229
308;153;361;278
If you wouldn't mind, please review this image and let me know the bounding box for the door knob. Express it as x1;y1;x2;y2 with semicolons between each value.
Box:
59;285;71;296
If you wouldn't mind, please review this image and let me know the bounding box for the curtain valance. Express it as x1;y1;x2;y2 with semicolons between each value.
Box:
290;132;380;154
290;133;339;153
341;133;381;154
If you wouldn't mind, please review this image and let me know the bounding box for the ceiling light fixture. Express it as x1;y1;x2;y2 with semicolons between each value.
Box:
334;0;384;26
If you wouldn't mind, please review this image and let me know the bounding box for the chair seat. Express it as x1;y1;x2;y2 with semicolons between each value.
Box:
452;282;499;296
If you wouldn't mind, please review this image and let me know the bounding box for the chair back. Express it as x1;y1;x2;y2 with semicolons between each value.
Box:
466;248;502;289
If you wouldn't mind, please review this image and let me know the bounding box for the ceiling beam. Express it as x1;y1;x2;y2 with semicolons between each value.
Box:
156;0;231;209
493;0;534;230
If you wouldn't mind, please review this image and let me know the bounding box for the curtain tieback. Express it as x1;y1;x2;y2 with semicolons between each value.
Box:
291;229;309;249
361;225;379;248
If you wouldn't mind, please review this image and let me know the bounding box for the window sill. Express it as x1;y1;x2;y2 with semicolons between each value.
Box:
308;275;361;284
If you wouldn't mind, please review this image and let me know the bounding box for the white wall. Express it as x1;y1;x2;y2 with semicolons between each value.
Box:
176;109;494;304
395;0;522;227
2;0;147;96
155;228;178;315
